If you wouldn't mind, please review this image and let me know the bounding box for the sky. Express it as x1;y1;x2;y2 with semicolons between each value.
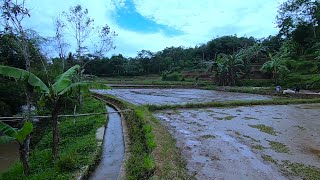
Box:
23;0;286;57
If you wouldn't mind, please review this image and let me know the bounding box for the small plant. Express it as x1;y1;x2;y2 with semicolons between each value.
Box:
262;155;277;164
0;121;33;175
201;135;216;139
268;141;289;153
252;145;265;150
249;124;278;136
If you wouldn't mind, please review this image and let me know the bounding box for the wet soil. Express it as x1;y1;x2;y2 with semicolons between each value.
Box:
155;104;320;179
0;142;18;173
89;106;124;180
92;89;271;105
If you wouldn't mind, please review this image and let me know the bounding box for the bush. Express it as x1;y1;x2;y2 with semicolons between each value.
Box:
56;155;79;172
161;72;182;81
236;79;273;87
281;73;320;89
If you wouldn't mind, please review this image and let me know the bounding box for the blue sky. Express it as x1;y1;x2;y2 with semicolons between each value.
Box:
24;0;285;57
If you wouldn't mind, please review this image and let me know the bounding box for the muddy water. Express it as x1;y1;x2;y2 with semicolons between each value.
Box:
0;142;18;173
89;106;124;180
93;89;271;105
155;104;320;179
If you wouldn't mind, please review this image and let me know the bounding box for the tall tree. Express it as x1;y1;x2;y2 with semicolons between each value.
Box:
277;0;319;38
0;0;34;171
63;5;94;104
53;15;69;71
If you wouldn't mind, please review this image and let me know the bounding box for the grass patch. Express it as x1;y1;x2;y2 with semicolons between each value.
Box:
200;135;216;139
252;145;266;150
268;141;290;153
147;98;320;111
249;124;278;136
282;160;320;179
243;135;260;142
244;116;257;120
1;96;106;179
262;155;278;164
224;116;235;120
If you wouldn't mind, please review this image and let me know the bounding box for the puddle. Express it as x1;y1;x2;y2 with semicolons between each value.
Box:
0;142;18;173
89;106;124;180
92;88;271;105
155;104;320;179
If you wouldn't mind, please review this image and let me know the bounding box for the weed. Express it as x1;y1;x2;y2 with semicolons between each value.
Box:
147;98;320;111
282;160;320;179
252;145;266;150
262;155;278;164
268;141;290;153
244;116;257;120
249;124;278;136
201;135;216;139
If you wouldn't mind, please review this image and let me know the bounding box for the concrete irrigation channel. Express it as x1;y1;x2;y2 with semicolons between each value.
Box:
94;88;320;179
88;97;129;180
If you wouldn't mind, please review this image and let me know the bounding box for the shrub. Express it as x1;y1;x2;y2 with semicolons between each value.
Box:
236;79;273;87
56;155;79;172
161;72;182;81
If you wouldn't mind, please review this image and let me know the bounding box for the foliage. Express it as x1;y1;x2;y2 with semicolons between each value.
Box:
0;97;106;179
261;53;289;84
0;121;33;145
213;52;244;86
146;98;320;111
161;71;182;81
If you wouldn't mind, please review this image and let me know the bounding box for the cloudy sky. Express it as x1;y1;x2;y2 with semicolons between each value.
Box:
24;0;285;57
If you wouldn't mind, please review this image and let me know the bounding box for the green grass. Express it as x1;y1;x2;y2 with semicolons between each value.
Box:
200;135;216;139
282;160;320;179
262;155;278;164
249;124;278;136
147;98;320;111
205;86;275;95
96;76;209;87
252;145;266;150
1;96;106;180
268;141;290;153
244;116;257;120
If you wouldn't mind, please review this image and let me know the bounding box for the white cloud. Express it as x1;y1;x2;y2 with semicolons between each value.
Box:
20;0;285;57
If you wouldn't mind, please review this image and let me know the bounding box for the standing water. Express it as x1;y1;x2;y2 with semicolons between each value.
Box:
89;106;125;180
0;142;18;173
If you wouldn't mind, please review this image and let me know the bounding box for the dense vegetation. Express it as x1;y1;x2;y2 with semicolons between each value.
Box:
1;97;106;179
83;0;320;89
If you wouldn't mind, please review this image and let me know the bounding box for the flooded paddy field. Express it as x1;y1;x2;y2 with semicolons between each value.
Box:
155;104;320;179
93;88;271;105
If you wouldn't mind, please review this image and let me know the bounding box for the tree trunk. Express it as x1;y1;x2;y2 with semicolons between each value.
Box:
19;143;30;175
52;101;61;160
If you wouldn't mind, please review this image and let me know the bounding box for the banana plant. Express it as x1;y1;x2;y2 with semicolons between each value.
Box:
0;121;33;175
261;53;289;84
0;65;87;161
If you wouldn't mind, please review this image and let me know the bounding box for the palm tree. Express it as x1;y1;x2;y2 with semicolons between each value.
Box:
0;65;86;160
261;53;289;84
0;121;33;175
